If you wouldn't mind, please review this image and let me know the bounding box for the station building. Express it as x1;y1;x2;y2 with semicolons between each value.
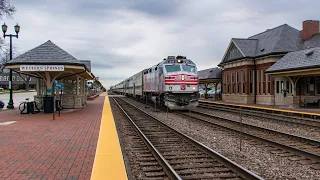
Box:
218;20;320;107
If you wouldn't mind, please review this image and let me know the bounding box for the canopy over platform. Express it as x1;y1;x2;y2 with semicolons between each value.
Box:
5;40;95;109
266;47;320;107
198;67;222;84
198;67;222;99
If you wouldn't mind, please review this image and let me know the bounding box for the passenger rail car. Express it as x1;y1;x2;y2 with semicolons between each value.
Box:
112;55;199;110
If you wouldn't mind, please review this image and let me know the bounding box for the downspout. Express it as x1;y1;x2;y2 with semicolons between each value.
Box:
254;59;257;104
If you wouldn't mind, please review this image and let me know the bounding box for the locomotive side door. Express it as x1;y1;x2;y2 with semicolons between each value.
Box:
158;67;163;92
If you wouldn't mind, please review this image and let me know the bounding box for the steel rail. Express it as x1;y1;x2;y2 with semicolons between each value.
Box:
112;97;182;180
198;102;320;128
116;97;264;180
183;110;320;162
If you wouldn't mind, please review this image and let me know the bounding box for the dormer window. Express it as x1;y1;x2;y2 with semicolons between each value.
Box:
306;50;313;56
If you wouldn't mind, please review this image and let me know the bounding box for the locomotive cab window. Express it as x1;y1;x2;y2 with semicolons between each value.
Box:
165;65;181;72
182;65;197;73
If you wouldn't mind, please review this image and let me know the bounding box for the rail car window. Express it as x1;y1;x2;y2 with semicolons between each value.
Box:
165;65;181;72
182;65;197;73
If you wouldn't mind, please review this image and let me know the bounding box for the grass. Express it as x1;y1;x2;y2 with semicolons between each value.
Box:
0;90;33;94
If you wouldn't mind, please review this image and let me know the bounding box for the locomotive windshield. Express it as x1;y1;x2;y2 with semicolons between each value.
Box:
165;64;197;73
165;65;181;72
182;65;197;73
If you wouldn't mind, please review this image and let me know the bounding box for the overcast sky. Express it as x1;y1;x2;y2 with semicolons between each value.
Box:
2;0;319;88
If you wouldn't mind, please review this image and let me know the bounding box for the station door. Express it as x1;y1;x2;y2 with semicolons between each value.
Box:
274;77;291;105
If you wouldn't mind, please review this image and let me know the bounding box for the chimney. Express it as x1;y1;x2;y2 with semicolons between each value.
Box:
302;20;320;41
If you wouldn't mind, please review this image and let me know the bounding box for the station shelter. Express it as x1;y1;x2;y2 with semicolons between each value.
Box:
266;47;320;108
5;40;95;110
198;67;222;100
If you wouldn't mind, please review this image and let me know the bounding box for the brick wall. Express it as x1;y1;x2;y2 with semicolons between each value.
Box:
302;20;320;41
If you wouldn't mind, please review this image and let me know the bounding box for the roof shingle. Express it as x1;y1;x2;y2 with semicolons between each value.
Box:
221;24;302;64
198;67;222;80
266;47;320;73
6;40;84;66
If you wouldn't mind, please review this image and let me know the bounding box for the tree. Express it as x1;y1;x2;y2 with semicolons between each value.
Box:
0;0;15;18
0;0;16;72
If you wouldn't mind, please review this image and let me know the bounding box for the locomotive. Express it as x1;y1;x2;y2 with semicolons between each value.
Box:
112;55;199;110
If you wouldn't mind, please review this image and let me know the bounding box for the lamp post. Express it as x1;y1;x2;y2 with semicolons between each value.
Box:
2;23;20;109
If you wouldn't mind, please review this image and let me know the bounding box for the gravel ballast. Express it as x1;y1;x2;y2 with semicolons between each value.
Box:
195;107;320;141
122;98;320;179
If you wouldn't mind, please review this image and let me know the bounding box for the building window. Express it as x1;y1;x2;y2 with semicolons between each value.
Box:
242;71;245;94
276;81;279;93
236;72;240;94
262;70;265;94
249;70;254;94
306;77;310;94
286;81;290;94
226;72;229;94
268;75;271;94
257;70;260;94
316;77;320;95
231;72;234;93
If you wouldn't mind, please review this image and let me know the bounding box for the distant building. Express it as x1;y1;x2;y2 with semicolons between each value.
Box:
0;69;37;90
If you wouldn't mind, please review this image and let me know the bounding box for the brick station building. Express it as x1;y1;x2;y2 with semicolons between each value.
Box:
218;20;320;107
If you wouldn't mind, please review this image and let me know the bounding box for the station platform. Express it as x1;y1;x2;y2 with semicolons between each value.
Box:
199;99;320;119
0;93;128;180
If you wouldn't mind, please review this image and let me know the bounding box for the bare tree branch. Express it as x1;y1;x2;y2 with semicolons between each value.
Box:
0;0;16;19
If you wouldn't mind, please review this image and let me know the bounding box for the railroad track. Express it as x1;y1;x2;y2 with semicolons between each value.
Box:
180;110;320;167
198;102;320;128
112;97;263;180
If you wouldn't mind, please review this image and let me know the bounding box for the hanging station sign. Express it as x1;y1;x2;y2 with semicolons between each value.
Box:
20;65;65;72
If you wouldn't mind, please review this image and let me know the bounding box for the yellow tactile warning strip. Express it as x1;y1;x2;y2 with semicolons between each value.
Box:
199;99;320;117
91;93;128;180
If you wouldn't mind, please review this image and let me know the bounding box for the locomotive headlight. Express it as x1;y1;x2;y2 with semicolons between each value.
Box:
177;59;183;63
181;75;185;80
192;86;196;90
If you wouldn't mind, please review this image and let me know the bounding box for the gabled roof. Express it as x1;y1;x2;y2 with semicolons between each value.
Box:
248;24;301;56
5;40;84;66
220;24;302;65
198;67;222;80
232;38;257;57
266;47;320;73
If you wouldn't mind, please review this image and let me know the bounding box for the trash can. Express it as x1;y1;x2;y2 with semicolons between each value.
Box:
26;102;34;114
43;96;54;113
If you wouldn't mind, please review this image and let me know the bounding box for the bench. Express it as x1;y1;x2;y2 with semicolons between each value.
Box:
304;97;320;107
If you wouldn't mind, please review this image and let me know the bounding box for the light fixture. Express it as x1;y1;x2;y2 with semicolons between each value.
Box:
2;23;7;34
14;23;20;34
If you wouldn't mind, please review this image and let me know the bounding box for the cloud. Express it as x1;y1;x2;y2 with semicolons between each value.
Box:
2;0;319;89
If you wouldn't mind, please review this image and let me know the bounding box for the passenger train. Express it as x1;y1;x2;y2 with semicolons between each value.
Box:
112;55;199;110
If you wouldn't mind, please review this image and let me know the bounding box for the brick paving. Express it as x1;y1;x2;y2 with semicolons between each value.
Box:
0;96;105;180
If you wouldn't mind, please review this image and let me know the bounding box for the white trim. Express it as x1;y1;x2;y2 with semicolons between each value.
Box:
221;40;246;63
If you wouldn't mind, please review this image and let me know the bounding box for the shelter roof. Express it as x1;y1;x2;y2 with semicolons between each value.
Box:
266;47;320;73
80;60;91;72
5;40;84;66
198;67;222;80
